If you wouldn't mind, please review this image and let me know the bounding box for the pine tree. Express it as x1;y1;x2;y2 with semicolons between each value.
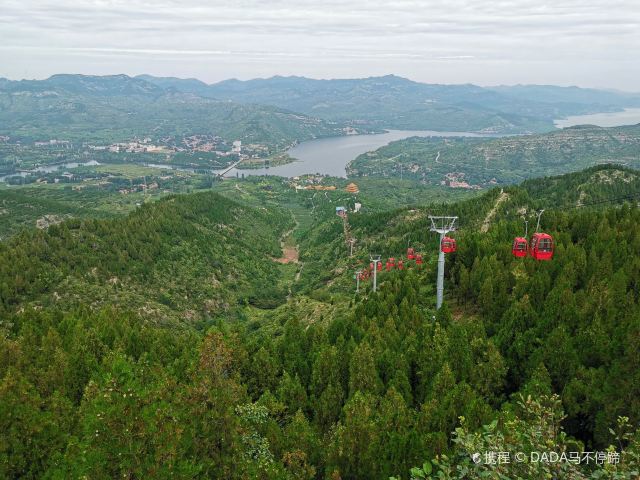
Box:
348;341;382;398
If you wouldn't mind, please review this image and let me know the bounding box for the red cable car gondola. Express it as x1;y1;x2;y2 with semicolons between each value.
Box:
528;210;554;261
530;233;554;261
512;219;529;259
512;237;528;258
441;237;456;254
398;260;404;270
407;247;416;260
415;254;423;265
386;257;396;271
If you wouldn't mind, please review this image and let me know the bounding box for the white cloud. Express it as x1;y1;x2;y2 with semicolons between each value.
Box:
0;0;638;89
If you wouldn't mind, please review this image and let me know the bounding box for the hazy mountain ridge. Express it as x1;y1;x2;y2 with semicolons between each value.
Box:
136;74;212;96
489;84;640;108
2;74;638;142
0;74;346;146
1;74;166;97
138;73;640;133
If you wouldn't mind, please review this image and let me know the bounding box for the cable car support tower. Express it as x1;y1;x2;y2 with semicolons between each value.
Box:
429;215;457;310
370;255;381;292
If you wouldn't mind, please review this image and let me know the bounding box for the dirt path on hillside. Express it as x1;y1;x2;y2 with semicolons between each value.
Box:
275;228;299;264
275;245;299;264
275;226;304;300
481;189;509;233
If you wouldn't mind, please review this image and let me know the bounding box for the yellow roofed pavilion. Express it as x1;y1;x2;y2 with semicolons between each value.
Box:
345;182;359;194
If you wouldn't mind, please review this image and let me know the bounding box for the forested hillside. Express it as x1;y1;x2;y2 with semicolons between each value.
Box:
347;124;640;186
0;191;292;323
0;187;130;240
1;167;640;479
448;197;640;445
519;164;640;209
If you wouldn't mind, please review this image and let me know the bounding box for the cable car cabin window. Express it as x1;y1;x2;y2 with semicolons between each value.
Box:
513;240;527;251
538;238;552;252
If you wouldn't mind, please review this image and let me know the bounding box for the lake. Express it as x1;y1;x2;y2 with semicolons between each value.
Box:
220;129;498;178
554;108;640;128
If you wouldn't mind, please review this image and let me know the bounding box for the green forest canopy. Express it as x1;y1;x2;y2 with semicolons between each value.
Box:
1;165;640;479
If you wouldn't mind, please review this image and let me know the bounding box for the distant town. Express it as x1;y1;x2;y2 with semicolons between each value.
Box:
0;134;291;186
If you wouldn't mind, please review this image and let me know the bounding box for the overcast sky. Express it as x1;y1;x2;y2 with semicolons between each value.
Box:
1;0;638;90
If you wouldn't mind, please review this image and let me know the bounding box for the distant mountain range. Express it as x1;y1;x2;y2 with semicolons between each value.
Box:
1;73;639;146
139;74;640;133
0;74;345;146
